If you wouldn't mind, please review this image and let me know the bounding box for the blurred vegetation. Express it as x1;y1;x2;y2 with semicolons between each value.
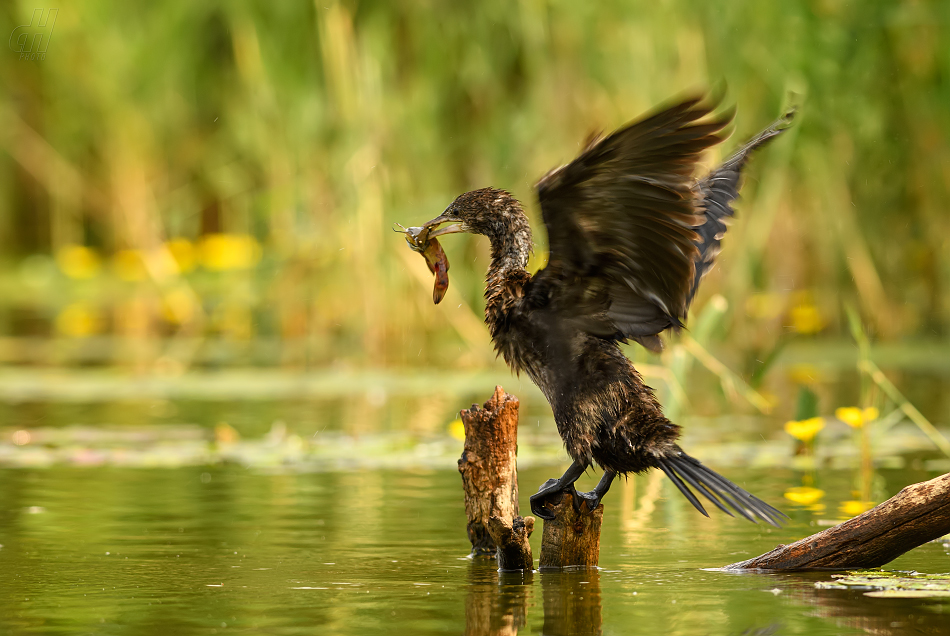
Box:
1;1;948;403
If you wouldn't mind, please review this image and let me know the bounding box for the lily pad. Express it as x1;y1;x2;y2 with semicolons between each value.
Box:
863;590;950;598
816;571;950;599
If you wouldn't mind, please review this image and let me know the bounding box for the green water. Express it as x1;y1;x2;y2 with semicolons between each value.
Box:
1;461;948;635
0;379;948;635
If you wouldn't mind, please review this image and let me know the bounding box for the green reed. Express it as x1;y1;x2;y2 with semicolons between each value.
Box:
1;0;948;388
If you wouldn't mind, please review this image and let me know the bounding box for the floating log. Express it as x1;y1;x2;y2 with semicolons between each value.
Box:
538;491;603;569
726;472;950;571
458;386;534;569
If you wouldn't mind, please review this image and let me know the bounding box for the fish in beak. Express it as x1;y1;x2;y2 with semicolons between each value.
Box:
394;214;466;304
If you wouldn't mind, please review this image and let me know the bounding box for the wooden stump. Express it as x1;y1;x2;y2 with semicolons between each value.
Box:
458;386;534;570
489;515;535;572
725;472;950;571
538;491;603;569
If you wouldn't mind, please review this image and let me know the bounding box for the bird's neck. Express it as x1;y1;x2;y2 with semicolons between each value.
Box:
484;205;532;284
486;240;529;283
484;230;533;374
483;216;532;337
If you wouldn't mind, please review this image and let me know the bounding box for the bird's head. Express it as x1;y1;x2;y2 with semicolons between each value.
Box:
417;187;532;261
396;187;532;304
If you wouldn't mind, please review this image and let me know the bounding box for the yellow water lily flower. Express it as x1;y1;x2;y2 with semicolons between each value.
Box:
448;418;466;442
784;417;825;442
199;234;262;271
784;486;825;506
55;245;101;279
55;302;102;337
835;407;879;429
165;238;197;273
214;422;241;444
787;364;822;386
113;249;148;281
840;500;875;516
790;303;824;334
161;288;197;324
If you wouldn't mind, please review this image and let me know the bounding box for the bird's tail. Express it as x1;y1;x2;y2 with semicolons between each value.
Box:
656;450;787;527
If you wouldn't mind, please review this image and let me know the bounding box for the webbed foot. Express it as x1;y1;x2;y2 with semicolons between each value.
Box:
528;460;589;520
572;488;603;514
530;479;576;520
573;470;616;514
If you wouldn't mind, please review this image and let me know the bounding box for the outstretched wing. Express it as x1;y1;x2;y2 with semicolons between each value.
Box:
529;96;793;350
687;108;795;307
529;95;731;348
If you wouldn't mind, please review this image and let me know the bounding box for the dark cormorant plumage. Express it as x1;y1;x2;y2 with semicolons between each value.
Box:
402;94;794;525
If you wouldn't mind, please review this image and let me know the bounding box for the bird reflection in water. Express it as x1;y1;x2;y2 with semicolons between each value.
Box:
464;562;602;636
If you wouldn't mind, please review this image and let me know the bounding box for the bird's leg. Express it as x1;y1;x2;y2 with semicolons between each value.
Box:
529;460;588;520
573;470;616;513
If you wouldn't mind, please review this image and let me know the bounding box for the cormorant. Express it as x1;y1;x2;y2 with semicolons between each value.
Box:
400;94;793;525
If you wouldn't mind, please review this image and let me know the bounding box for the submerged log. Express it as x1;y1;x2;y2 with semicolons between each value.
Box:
458;386;534;570
538;491;603;569
726;472;950;571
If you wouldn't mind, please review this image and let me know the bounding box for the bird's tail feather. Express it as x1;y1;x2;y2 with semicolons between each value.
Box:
657;451;787;527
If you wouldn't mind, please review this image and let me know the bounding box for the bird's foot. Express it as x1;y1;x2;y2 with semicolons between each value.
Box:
529;479;576;520
572;488;603;514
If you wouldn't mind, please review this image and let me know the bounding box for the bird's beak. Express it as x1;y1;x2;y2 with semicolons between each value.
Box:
422;213;467;239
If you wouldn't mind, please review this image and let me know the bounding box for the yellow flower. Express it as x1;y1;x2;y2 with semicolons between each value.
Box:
113;249;148;281
199;234;262;271
161;288;197;324
840;500;875;517
790;303;824;334
787;364;821;386
55;302;102;337
214;422;241;444
448;418;465;442
166;238;196;273
784;417;825;442
55;245;101;279
784;486;825;506
836;406;879;429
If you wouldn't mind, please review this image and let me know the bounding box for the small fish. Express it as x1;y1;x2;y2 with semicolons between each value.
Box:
395;224;451;304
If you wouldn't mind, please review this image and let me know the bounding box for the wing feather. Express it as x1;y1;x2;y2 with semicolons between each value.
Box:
530;95;794;349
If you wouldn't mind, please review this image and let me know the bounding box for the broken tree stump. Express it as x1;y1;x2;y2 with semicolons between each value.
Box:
538;491;603;569
489;515;535;572
726;471;950;571
458;386;534;570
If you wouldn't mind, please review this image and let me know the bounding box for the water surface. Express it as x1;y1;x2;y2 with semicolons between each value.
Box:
2;462;948;635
